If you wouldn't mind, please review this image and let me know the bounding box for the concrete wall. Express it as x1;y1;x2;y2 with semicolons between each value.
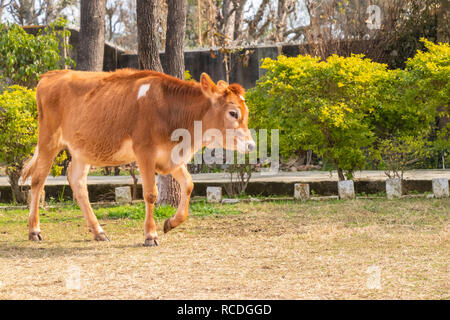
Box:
111;39;384;88
0;179;441;203
113;46;280;88
24;26;382;89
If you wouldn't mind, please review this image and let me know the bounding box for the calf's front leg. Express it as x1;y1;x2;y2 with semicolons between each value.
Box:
164;165;193;233
135;155;159;246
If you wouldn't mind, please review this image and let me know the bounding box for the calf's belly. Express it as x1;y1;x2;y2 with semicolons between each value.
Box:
62;137;137;166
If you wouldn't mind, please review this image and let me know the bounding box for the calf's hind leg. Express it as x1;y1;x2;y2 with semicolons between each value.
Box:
28;144;60;241
68;157;108;241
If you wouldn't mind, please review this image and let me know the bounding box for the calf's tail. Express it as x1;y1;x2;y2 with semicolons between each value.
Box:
20;146;39;185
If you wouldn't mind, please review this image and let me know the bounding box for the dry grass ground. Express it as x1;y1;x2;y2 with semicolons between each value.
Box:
0;198;448;300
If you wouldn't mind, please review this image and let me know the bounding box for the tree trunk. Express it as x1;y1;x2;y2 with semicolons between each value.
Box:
337;168;345;181
0;0;4;22
7;169;26;203
77;0;106;71
128;163;139;200
155;0;187;207
247;0;270;41
156;174;181;206
206;0;217;47
222;0;235;40
136;0;163;72
44;0;57;25
165;0;187;78
437;0;449;43
233;0;246;42
103;167;111;175
21;0;35;25
197;0;202;46
275;0;288;43
136;0;186;207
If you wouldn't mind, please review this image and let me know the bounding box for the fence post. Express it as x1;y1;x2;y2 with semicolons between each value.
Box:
338;180;355;200
432;178;449;198
294;183;310;201
206;187;222;203
115;186;132;204
386;178;402;199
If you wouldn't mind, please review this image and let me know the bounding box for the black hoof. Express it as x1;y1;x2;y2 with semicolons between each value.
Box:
94;232;110;242
163;219;173;233
144;238;159;247
29;231;43;241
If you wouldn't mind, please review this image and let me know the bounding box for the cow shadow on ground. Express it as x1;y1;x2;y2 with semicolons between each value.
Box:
0;241;147;259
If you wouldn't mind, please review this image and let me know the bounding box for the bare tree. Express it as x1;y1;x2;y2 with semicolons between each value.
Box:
101;0;139;51
42;0;77;24
206;0;216;47
184;0;299;47
275;0;295;42
186;0;236;48
0;0;10;22
116;0;138;50
233;0;246;42
6;0;76;25
245;0;270;42
105;0;125;42
196;0;201;46
207;0;298;45
220;0;235;40
7;0;40;25
77;0;106;71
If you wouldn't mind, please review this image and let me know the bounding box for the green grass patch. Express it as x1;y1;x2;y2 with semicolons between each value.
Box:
94;200;240;220
0;198;447;228
96;203;176;220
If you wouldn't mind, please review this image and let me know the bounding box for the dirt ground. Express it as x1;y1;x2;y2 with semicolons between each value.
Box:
0;198;448;299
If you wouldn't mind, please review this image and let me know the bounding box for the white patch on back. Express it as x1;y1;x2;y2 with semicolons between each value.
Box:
138;84;150;100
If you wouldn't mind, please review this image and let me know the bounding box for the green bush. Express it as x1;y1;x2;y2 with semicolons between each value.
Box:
247;40;449;177
405;39;449;110
371;40;449;172
0;18;74;89
247;54;387;180
375;136;431;179
0;20;75;203
406;39;450;166
0;86;38;202
369;68;434;140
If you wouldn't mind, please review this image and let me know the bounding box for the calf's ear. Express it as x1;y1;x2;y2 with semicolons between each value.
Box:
217;80;229;91
200;73;217;97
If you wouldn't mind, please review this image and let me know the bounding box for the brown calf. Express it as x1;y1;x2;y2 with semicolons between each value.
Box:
20;69;255;246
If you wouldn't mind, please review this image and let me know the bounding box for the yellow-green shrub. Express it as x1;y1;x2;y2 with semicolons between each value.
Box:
406;39;450;165
247;40;449;178
247;54;388;180
0;86;37;202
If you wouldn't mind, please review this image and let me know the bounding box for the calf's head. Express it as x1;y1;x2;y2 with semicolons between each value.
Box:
200;73;256;153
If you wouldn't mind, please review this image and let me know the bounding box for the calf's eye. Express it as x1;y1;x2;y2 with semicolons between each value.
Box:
229;111;239;119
